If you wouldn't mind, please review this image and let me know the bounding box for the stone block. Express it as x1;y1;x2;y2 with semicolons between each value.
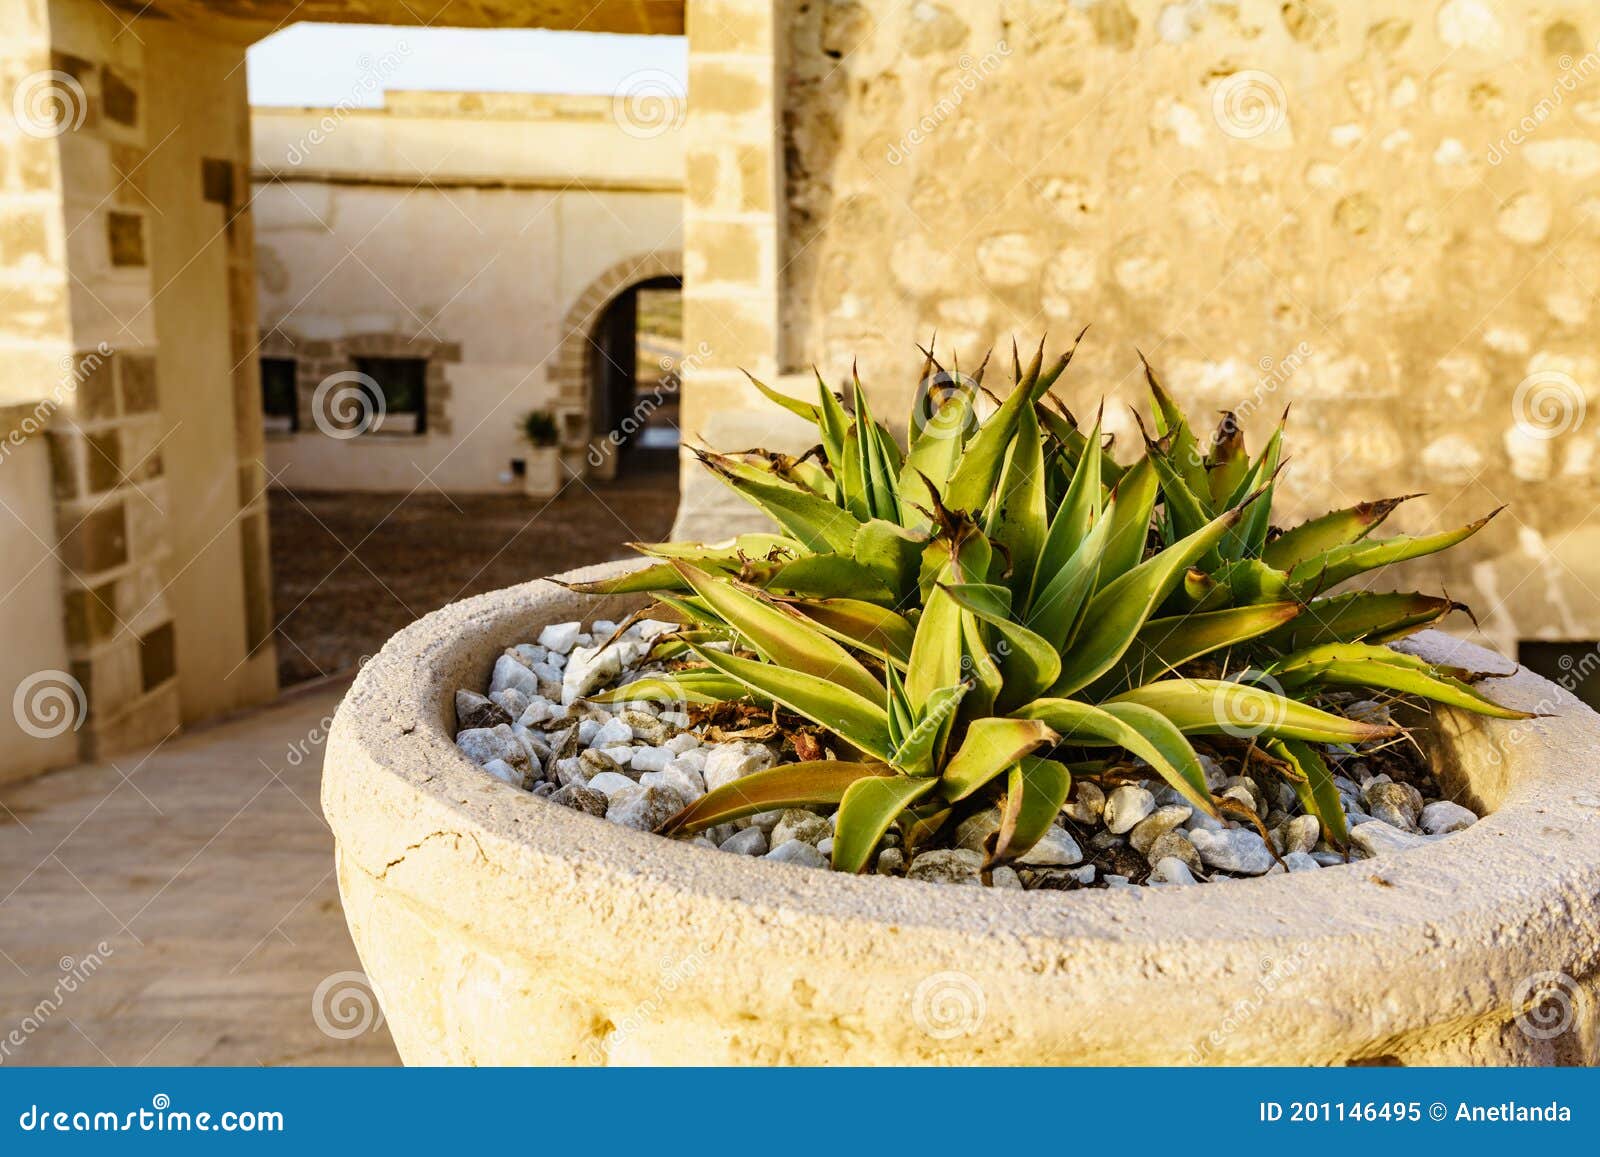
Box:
106;210;145;267
63;581;118;647
119;353;158;413
58;501;127;574
687;60;769;117
74;351;117;419
139;621;176;691
100;67;138;128
84;427;120;492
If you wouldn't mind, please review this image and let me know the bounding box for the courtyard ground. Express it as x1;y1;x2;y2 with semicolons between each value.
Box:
0;451;682;1066
267;449;679;686
0;682;395;1065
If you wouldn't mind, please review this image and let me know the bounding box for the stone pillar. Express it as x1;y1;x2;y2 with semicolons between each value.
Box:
0;0;182;758
673;0;810;540
1;0;278;763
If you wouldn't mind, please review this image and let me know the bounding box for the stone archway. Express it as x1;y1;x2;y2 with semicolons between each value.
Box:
548;251;682;478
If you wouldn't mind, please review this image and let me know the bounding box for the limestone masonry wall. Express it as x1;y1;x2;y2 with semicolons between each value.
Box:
779;0;1600;655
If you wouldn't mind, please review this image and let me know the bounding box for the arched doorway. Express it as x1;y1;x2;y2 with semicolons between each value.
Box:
551;251;683;483
586;274;682;479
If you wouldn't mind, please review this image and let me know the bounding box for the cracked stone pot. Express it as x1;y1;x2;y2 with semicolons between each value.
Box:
324;559;1600;1065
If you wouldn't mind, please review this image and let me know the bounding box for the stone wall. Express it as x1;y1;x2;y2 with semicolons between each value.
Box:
0;408;77;784
776;0;1600;655
252;95;683;493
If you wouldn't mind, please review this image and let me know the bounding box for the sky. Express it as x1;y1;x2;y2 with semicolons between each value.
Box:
246;24;687;107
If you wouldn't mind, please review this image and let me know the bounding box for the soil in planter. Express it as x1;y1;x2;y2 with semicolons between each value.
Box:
452;618;1482;889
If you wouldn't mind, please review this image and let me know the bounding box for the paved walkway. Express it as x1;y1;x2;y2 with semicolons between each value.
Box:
0;682;397;1066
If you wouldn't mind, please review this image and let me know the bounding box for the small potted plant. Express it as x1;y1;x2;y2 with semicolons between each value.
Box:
519;410;562;499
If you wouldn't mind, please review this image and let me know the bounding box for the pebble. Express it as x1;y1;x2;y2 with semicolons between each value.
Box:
1420;799;1477;834
1150;856;1198;885
906;848;984;885
489;653;540;698
592;717;632;747
1104;785;1156;834
1129;805;1192;855
665;732;701;755
508;642;547;666
772;809;831;847
954;808;1002;854
990;865;1023;889
1146;830;1203;874
1015;825;1083;866
719;828;769;856
489;687;530;720
481;758;521;786
876;847;905;875
456;689;510;730
1310;850;1347;867
586;771;637;798
549;784;608;817
1349;819;1431;856
630;747;674;774
605;784;686;831
1283;851;1321;872
816;836;834;857
1062;781;1105;823
538;622;582;655
1283;814;1320;855
563;644;623;703
640;764;706;803
457;724;530;773
578;748;621;777
703;742;775;792
766;839;827;868
517;697;565;727
1363;782;1419;830
1188;828;1275;875
669;746;707;771
551;757;588;788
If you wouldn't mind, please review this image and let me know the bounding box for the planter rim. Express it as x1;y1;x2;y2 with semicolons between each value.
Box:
325;558;1600;1062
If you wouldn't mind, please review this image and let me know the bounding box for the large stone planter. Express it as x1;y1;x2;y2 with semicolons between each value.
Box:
324;560;1600;1065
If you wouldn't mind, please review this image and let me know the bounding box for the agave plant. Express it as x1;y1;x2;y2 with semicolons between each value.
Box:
570;337;1525;872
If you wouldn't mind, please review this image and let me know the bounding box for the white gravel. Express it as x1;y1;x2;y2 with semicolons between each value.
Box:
452;617;1482;890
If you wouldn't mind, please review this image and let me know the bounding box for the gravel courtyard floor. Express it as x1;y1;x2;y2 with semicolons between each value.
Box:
268;450;679;687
